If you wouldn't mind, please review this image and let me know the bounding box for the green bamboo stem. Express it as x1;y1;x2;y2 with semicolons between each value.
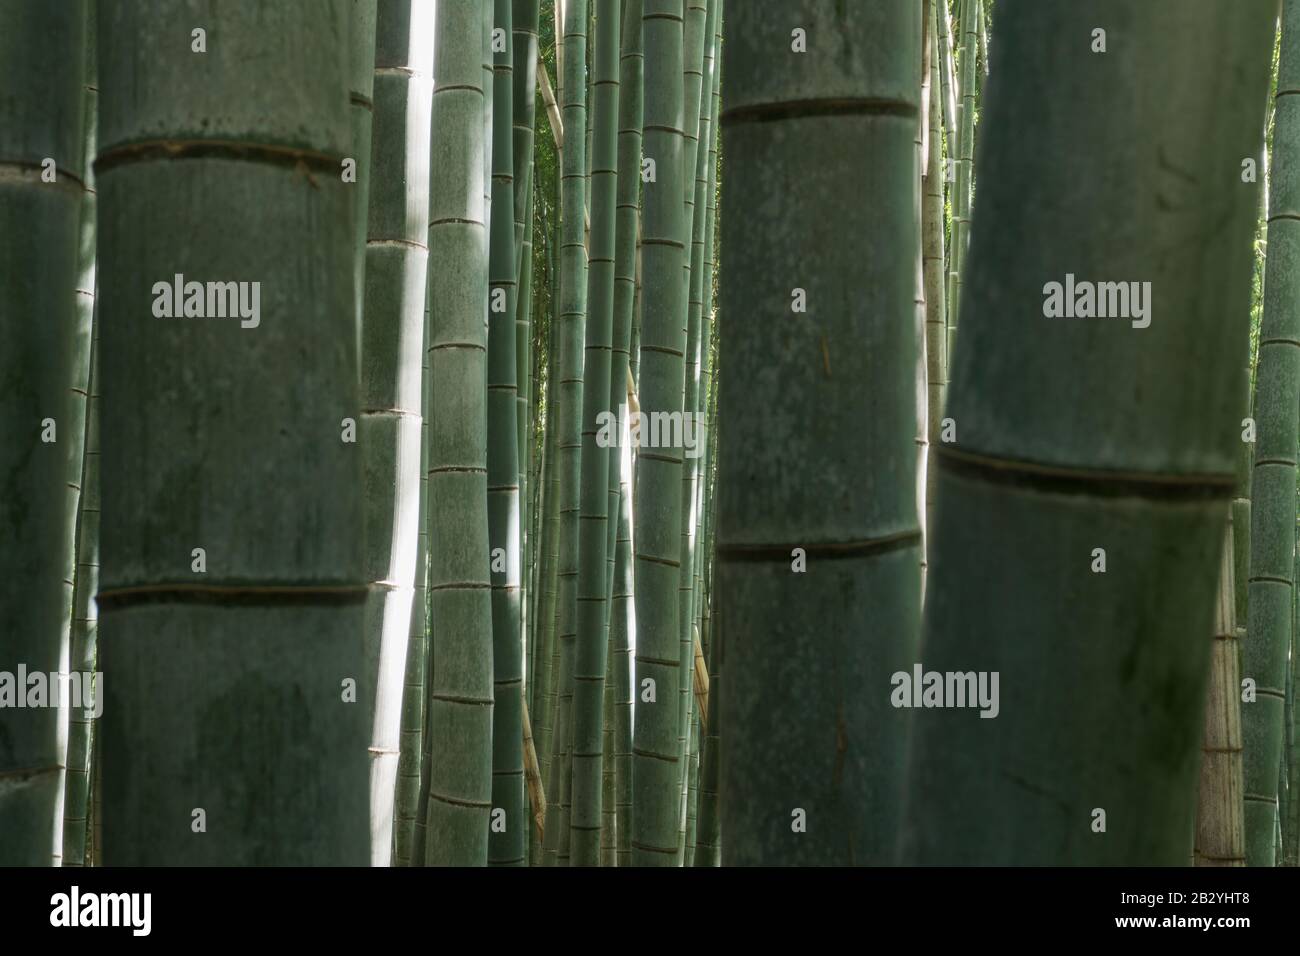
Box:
0;0;84;867
1195;522;1246;866
717;0;921;865
63;330;98;870
946;0;978;362
360;0;434;867
96;0;366;864
1245;0;1300;868
923;0;947;552
936;0;958;171
544;0;590;867
606;2;643;867
486;0;526;868
513;0;540;684
632;0;689;866
59;2;98;868
676;0;716;839
350;1;378;360
424;0;495;866
394;320;429;867
570;0;621;867
902;0;1275;865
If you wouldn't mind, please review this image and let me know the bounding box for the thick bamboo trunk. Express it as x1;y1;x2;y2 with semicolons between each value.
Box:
902;0;1275;866
0;0;85;867
717;0;921;865
96;0;366;864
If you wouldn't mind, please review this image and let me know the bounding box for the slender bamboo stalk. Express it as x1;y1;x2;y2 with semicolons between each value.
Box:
923;0;947;552
1244;0;1300;868
394;320;429;867
632;0;689;866
902;0;1275;866
424;0;495;866
676;1;716;853
360;0;434;868
607;1;643;868
936;0;958;170
544;0;590;867
946;0;978;362
63;332;98;870
514;0;541;683
571;0;621;867
487;0;526;868
96;0;366;864
60;2;98;868
350;1;378;357
1195;522;1246;866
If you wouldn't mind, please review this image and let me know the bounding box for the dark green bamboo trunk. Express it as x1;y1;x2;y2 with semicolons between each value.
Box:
631;0;689;866
486;0;526;868
1245;0;1300;867
571;0;621;867
424;0;495;866
607;0;643;869
717;0;921;866
0;0;85;867
902;0;1274;866
96;0;366;864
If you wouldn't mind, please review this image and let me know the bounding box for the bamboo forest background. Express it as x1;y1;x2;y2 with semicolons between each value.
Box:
3;0;1300;867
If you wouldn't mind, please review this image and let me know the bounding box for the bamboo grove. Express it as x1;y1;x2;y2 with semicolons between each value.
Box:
6;0;1300;868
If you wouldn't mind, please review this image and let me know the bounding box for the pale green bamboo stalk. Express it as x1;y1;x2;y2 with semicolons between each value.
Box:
545;0;590;867
676;0;716;846
360;0;434;867
59;1;98;868
606;0;643;868
631;0;688;866
946;0;978;362
487;0;526;868
570;0;621;867
424;0;495;866
350;1;378;360
1244;0;1300;867
936;0;958;169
